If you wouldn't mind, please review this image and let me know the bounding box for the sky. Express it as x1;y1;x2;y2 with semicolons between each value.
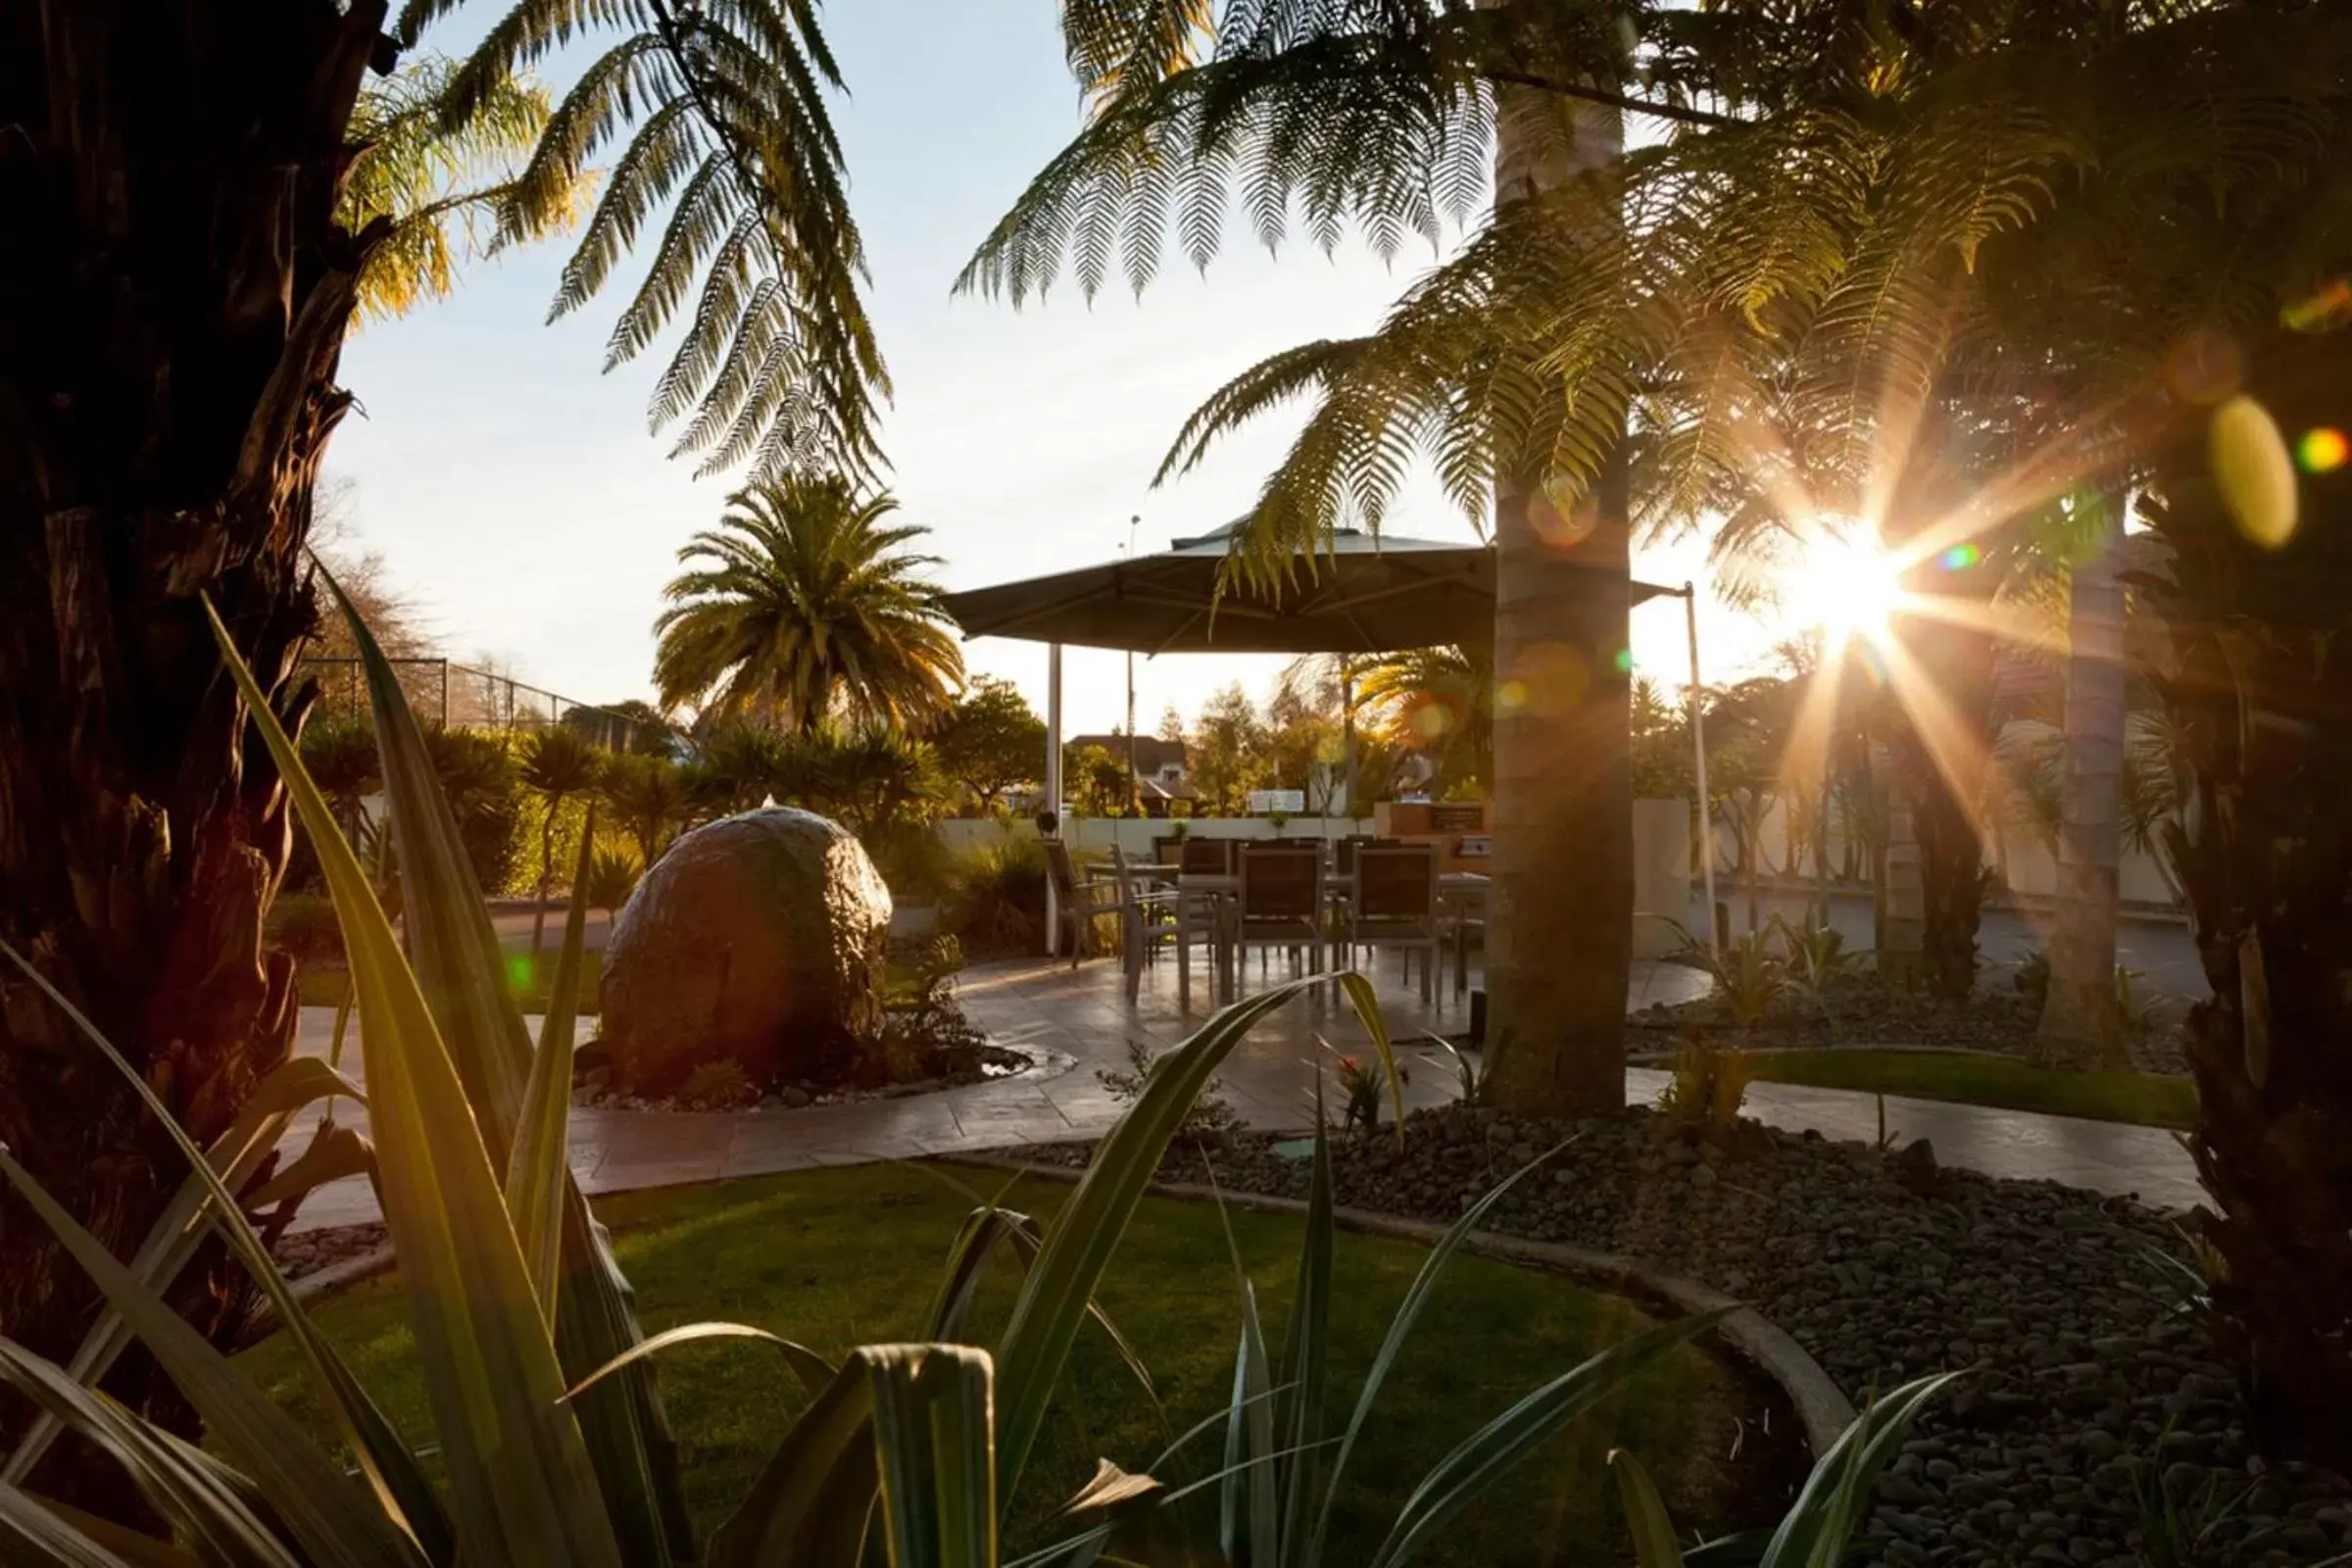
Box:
328;0;1776;737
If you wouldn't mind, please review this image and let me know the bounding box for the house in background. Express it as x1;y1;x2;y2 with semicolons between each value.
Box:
1065;732;1198;818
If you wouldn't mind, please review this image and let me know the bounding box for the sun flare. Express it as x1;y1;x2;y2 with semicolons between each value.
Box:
1791;526;1905;647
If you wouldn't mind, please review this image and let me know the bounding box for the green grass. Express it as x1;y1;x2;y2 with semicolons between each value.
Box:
295;948;606;1011
1741;1049;2197;1129
297;951;928;1012
240;1165;1786;1562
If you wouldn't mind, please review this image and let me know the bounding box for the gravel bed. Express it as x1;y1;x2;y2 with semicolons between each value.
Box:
1630;969;2191;1076
273;1222;387;1282
1012;1105;2348;1565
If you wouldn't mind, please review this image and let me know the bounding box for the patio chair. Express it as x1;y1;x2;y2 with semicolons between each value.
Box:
1152;834;1186;872
1043;838;1119;966
1348;844;1441;1002
1180;835;1235;876
1107;845;1213;1003
1235;844;1325;987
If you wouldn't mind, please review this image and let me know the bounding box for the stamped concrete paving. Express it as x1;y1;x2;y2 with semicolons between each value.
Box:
281;948;2200;1233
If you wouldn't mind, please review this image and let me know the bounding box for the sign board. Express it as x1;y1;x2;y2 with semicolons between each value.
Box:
1429;803;1486;832
1246;789;1306;814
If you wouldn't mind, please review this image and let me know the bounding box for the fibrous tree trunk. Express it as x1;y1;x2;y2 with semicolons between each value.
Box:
1886;615;1994;1002
1485;80;1632;1118
2037;499;2128;1065
0;0;387;1508
2146;332;2352;1472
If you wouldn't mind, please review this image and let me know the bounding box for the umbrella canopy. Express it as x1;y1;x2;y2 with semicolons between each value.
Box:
942;523;1676;655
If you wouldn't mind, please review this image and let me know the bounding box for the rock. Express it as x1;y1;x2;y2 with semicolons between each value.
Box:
779;1085;813;1109
1891;1138;1939;1192
599;808;891;1094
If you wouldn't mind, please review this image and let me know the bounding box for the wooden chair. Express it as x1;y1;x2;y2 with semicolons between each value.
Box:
1180;836;1235;876
1152;834;1186;872
1235;844;1324;988
1042;838;1118;965
1348;844;1441;1002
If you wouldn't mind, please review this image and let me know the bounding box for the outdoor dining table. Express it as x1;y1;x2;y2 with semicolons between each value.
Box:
1174;872;1241;1004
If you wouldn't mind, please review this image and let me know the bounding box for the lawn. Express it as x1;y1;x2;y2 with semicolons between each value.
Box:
1741;1049;2198;1129
239;1165;1796;1562
295;948;606;1011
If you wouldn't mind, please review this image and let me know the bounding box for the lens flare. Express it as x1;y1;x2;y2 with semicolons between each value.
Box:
1939;543;1981;571
1791;526;1904;646
2211;395;2298;548
1612;647;1634;674
2296;426;2349;474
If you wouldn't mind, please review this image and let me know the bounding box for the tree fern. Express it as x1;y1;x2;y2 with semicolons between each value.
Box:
401;0;886;476
979;0;2352;574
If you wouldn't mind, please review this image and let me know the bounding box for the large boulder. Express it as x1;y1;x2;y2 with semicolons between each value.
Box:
600;808;892;1094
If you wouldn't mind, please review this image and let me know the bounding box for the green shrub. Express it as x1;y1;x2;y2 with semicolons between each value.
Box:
862;815;955;901
2013;945;2052;1010
264;891;344;962
674;1058;759;1111
1656;1030;1754;1146
939;836;1048;955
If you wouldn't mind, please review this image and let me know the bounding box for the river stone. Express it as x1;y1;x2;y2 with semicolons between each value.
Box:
600;808;891;1093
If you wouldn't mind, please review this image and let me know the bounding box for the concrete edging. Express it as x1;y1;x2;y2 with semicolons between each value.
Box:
952;1152;1858;1461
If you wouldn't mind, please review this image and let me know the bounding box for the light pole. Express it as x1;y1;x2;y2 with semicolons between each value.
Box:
1121;514;1141;816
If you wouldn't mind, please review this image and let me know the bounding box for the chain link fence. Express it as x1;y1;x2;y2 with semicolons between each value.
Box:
297;657;676;754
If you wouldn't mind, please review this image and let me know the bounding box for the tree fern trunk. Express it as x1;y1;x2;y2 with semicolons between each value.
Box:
2149;333;2352;1471
1485;82;1631;1118
0;0;385;1509
2037;502;2128;1065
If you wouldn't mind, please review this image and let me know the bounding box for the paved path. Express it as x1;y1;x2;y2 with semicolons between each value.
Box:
281;949;2200;1234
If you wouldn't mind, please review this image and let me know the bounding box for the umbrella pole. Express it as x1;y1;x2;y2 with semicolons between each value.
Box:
1046;642;1064;956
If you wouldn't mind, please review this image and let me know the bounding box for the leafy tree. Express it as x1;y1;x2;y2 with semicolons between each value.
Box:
0;0;885;1489
1186;684;1272;815
934;675;1048;812
564;699;678;757
1156;704;1188;744
653;475;964;729
1064;745;1134;819
423;726;527;896
790;724;948;834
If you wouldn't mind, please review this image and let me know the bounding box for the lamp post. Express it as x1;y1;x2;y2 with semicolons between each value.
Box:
1122;514;1141;816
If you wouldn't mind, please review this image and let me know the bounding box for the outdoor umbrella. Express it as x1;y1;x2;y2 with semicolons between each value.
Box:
941;522;1676;656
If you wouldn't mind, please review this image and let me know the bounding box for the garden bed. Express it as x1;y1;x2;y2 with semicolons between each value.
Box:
1010;1105;2352;1566
1631;965;2191;1076
245;1164;1807;1562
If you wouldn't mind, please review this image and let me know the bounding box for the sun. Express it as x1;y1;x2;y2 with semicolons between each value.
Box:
1790;525;1904;646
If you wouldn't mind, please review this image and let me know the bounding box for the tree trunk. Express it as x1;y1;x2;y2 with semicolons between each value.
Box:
1888;618;1994;1002
2037;501;2128;1065
2149;333;2352;1472
0;0;386;1509
1485;83;1631;1118
533;794;562;957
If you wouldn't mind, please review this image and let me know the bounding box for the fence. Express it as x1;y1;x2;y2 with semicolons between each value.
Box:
297;657;677;754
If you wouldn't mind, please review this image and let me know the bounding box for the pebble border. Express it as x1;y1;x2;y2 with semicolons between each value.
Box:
953;1152;1859;1460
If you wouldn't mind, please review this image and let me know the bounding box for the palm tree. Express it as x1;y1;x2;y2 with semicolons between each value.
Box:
598;754;693;872
339;55;576;326
653;476;965;731
1;0;882;1499
519;725;604;957
1352;645;1494;799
